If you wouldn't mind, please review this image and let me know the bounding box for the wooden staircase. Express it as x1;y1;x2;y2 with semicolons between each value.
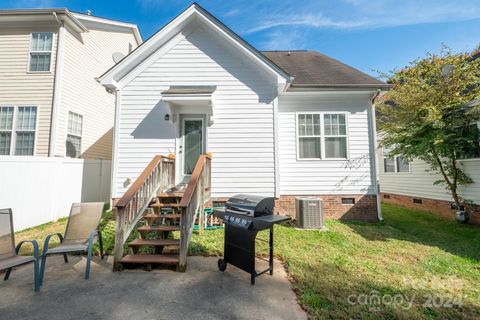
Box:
113;155;211;272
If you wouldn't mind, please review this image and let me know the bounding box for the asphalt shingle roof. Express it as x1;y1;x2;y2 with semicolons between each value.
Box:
261;50;391;89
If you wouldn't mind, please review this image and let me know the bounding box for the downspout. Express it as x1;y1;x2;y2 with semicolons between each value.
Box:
48;12;66;157
370;89;384;221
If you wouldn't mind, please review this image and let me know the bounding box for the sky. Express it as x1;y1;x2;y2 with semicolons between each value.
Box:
2;0;480;78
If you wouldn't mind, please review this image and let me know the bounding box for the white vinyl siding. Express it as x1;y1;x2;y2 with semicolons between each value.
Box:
0;106;37;155
279;93;375;195
115;26;276;198
378;151;480;204
0;27;58;156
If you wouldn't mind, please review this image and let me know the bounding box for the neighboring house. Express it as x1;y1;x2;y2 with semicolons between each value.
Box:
0;8;141;230
99;3;391;221
378;113;480;224
0;8;141;159
378;49;480;224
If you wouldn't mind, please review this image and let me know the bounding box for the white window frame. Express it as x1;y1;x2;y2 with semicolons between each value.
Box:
0;106;38;156
296;112;350;161
66;111;83;158
27;32;54;73
382;148;411;173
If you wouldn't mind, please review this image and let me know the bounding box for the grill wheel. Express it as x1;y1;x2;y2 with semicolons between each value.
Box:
218;259;227;271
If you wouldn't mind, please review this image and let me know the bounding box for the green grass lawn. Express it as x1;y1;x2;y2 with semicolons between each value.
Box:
15;203;480;319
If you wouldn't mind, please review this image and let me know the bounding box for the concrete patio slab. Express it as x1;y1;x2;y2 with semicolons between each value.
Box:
0;255;306;320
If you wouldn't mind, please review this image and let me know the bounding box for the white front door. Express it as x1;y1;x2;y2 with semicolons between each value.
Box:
179;115;205;182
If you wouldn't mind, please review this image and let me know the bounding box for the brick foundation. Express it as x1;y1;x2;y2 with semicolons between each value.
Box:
274;194;379;221
381;193;480;225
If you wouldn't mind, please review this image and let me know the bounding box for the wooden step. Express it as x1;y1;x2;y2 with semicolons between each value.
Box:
121;254;179;264
128;239;180;247
158;192;184;198
137;225;180;232
143;213;181;219
150;203;181;208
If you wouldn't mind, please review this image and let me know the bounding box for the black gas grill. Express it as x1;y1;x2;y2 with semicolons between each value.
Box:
214;194;290;284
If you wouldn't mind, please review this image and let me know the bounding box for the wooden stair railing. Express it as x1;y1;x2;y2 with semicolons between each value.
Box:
178;154;211;271
113;155;175;270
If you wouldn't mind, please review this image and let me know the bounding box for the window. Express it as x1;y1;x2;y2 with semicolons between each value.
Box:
298;114;321;159
0;106;37;155
383;148;410;173
384;157;396;172
413;198;423;204
341;198;355;205
297;113;348;160
29;32;53;72
66;112;83;158
324;114;347;158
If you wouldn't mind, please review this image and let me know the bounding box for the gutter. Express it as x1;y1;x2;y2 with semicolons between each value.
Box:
370;89;384;221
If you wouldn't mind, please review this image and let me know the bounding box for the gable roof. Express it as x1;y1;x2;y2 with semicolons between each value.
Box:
98;3;292;90
262;50;392;89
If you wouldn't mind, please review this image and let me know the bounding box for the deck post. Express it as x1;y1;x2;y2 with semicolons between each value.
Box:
179;207;188;272
113;207;125;271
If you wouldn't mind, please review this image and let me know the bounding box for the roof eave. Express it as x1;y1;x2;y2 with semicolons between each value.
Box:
0;8;88;33
289;83;394;91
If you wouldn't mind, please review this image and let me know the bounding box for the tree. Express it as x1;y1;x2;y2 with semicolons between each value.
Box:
377;47;480;211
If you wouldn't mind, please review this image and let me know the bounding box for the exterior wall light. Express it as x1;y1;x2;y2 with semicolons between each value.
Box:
164;114;170;121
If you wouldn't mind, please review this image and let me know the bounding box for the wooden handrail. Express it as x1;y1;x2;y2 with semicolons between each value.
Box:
179;154;211;207
178;154;211;271
113;154;175;270
116;155;173;208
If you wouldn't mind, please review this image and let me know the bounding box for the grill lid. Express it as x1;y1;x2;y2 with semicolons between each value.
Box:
225;194;275;217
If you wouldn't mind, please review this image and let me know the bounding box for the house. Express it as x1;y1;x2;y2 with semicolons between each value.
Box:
99;3;391;223
0;8;141;159
0;8;141;230
378;96;480;224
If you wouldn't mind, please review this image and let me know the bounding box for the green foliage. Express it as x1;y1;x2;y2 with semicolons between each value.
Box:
378;47;480;207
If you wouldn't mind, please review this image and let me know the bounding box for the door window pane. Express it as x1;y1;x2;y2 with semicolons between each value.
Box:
184;120;203;175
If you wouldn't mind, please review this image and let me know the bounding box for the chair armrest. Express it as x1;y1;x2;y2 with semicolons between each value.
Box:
87;230;100;244
16;240;39;260
41;233;64;256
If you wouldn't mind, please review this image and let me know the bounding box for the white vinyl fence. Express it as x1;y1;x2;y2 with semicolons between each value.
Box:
0;157;111;231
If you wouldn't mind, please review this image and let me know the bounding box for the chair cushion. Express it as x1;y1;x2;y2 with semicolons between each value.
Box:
0;255;35;270
46;244;88;254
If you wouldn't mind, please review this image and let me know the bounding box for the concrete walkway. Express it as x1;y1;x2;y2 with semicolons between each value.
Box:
0;255;306;320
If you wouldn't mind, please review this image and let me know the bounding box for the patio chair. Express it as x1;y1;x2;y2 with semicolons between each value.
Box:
39;202;104;285
0;208;40;292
